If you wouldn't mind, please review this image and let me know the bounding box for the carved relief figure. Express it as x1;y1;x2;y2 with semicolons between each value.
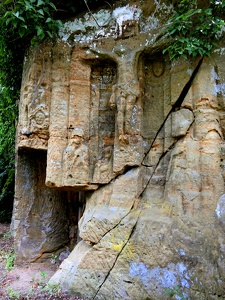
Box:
89;43;143;142
109;80;141;142
107;47;142;143
18;46;52;150
30;105;49;130
62;128;89;185
90;61;116;183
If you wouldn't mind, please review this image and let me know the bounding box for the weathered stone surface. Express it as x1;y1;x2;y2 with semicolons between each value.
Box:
50;209;140;299
17;44;52;150
79;167;142;244
216;194;225;224
172;109;194;137
12;150;69;263
12;0;225;299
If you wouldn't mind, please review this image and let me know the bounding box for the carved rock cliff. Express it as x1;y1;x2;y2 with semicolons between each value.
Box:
12;0;225;298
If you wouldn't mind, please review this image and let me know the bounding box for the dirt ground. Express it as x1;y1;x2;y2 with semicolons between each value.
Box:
0;223;88;300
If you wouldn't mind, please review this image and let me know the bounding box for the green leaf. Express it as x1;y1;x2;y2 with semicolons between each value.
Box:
24;0;33;10
46;17;52;23
18;27;26;37
31;36;38;45
38;9;44;15
12;19;18;28
49;2;57;10
56;20;63;27
46;30;53;38
13;11;20;18
37;0;44;6
5;17;13;26
17;15;25;22
3;11;11;18
4;0;14;5
43;6;50;14
36;26;43;36
39;31;45;40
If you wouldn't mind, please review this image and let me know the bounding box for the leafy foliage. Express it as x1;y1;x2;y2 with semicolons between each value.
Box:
163;0;225;60
1;0;63;44
0;51;19;222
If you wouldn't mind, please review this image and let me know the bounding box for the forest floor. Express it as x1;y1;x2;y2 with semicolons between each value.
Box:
0;223;87;300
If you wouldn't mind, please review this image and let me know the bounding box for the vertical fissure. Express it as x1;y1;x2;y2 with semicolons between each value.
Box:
142;57;203;164
93;213;140;299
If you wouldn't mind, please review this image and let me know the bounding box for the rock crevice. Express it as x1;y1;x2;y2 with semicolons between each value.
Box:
12;1;225;298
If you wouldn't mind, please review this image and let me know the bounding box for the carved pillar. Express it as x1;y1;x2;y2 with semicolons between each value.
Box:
45;42;71;187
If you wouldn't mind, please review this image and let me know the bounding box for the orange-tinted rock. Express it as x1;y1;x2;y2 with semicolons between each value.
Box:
12;1;225;299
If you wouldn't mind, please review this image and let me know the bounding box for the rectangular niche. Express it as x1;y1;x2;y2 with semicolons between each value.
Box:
89;60;117;183
141;53;171;145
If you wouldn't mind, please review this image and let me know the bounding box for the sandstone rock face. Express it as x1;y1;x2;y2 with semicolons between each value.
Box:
12;0;225;298
13;150;69;262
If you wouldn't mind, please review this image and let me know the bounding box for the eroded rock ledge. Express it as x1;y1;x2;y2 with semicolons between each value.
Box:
12;0;225;299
